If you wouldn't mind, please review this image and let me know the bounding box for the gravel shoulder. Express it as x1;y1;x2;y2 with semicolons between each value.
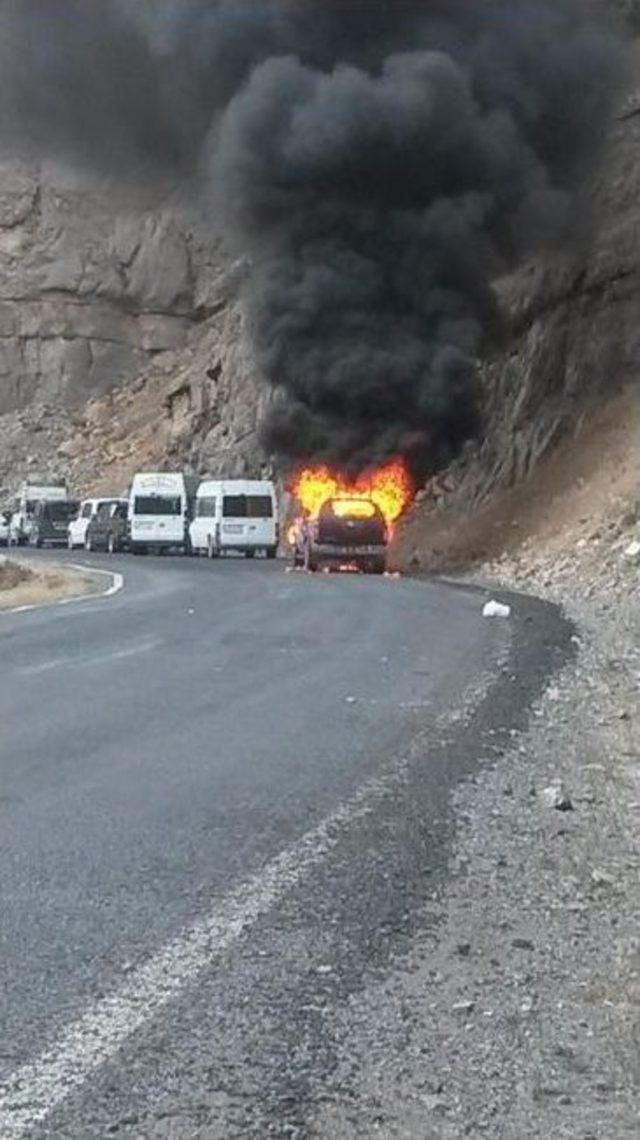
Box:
0;555;102;610
309;550;640;1138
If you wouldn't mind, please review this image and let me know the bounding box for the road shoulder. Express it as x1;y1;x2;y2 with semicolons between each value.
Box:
0;554;113;612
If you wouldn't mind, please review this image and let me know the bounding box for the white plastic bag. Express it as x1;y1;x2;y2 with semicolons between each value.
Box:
482;599;511;619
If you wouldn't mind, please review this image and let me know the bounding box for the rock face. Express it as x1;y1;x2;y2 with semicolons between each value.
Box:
434;48;640;502
0;159;203;415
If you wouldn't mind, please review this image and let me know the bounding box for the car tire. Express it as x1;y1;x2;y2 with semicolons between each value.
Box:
266;546;277;560
245;549;255;559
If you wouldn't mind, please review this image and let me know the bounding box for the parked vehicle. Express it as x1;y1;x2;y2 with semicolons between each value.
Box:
30;499;80;548
68;498;125;549
85;500;129;553
292;498;388;574
189;480;279;558
0;508;11;545
128;473;199;555
9;479;68;545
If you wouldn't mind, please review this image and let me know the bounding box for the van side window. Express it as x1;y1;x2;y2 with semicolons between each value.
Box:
197;497;217;518
223;495;273;519
82;503;93;519
113;504;128;520
247;496;273;519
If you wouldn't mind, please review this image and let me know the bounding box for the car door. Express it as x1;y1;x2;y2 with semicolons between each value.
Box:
72;501;93;546
109;503;129;550
91;502;112;549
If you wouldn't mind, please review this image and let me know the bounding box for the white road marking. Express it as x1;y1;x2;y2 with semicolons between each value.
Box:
2;566;123;616
68;565;124;600
0;756;412;1138
19;638;163;677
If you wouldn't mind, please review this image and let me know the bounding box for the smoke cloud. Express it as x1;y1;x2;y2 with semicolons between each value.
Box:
0;1;625;477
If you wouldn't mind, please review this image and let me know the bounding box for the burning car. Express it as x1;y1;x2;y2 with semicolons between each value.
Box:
292;497;389;574
289;459;412;575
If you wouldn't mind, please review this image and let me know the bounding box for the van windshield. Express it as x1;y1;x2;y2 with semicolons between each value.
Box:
196;497;217;518
134;496;182;517
223;495;273;519
44;501;79;521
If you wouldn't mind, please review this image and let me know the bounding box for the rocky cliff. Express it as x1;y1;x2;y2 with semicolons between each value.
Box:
0;161;214;415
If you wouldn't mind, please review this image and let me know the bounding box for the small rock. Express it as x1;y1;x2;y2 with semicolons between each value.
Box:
345;696;356;705
456;943;472;958
512;937;535;951
452;1000;475;1014
623;540;640;563
591;868;615;886
540;781;574;812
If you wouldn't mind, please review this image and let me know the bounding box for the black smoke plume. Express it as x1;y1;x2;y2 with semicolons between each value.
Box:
0;2;625;478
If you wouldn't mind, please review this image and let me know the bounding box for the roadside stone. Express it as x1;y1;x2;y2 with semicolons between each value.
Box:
540;781;574;812
451;1000;475;1014
590;868;616;886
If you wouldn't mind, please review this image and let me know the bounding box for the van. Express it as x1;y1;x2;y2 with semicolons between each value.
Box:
189;480;278;559
30;499;81;548
9;479;68;545
128;473;198;555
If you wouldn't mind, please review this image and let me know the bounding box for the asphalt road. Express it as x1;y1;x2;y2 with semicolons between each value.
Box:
0;553;571;1138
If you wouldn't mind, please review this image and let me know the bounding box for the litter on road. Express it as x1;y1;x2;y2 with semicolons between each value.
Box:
483;600;511;619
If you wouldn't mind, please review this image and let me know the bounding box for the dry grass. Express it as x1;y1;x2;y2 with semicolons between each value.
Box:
0;557;100;610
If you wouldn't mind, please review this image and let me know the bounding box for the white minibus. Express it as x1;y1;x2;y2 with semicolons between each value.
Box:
189;480;278;559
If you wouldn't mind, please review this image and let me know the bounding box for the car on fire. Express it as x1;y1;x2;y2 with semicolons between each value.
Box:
292;496;388;574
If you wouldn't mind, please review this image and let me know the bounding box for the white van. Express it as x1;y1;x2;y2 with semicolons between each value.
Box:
9;480;68;545
129;473;198;555
189;480;278;559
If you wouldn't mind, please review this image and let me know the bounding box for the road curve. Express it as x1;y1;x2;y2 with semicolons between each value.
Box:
0;554;571;1138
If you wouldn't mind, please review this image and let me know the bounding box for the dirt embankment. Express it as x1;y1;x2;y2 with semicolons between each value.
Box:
395;386;639;595
0;556;101;610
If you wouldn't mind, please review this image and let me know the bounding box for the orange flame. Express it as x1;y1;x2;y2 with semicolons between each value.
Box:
291;459;413;526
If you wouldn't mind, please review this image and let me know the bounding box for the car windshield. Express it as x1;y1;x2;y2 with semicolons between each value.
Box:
134;496;182;517
223;495;273;519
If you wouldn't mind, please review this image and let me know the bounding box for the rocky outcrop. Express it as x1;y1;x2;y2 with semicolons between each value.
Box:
437;57;640;505
0;159;206;415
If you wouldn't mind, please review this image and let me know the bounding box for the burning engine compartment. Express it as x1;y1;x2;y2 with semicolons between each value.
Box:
288;459;413;573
